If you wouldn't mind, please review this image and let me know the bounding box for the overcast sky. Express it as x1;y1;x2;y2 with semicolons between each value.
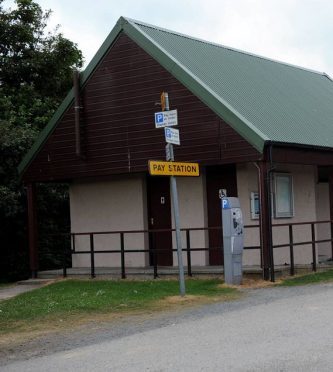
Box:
4;0;333;76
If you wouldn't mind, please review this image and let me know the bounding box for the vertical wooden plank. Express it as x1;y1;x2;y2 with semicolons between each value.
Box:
258;162;272;280
26;183;38;278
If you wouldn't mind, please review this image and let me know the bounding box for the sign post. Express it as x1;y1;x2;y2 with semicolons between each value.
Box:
161;92;185;297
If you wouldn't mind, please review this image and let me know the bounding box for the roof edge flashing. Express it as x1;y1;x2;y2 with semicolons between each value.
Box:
18;18;126;177
323;72;333;82
18;88;75;177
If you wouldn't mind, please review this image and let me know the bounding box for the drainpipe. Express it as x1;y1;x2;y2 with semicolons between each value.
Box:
253;162;263;269
267;143;275;282
254;142;275;281
73;69;82;157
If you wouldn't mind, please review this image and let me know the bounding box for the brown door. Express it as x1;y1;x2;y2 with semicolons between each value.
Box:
206;165;238;265
147;176;173;266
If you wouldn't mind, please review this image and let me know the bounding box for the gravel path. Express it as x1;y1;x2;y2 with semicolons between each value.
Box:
1;283;333;371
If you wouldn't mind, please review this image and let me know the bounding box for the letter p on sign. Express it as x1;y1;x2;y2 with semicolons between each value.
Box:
222;199;230;209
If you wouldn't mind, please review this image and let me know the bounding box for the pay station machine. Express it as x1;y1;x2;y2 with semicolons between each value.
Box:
221;197;244;285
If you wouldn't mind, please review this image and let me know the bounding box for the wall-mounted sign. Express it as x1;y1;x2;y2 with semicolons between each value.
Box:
148;160;200;177
154;110;178;128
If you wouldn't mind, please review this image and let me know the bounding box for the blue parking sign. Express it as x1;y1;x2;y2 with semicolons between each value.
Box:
155;112;164;125
154;110;178;128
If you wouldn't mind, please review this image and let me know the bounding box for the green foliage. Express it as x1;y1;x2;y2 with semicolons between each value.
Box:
0;279;238;333
279;269;333;286
0;0;83;280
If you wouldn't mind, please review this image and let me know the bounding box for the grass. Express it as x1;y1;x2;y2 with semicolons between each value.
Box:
279;269;333;286
0;279;238;335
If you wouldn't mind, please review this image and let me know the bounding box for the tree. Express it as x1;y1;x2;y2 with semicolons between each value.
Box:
0;0;83;280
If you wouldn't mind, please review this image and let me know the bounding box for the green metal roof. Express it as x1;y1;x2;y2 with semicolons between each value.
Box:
19;16;333;176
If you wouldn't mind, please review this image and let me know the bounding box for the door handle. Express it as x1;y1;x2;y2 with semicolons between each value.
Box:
150;218;154;226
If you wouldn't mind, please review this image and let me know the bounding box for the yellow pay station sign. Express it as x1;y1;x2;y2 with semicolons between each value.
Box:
148;160;200;177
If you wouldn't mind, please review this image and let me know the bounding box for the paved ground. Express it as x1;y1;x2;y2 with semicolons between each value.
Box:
1;282;333;371
0;280;53;301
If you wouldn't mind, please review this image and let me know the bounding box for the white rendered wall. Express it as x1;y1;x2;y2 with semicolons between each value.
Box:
70;175;147;267
70;164;319;269
236;164;261;266
237;164;317;266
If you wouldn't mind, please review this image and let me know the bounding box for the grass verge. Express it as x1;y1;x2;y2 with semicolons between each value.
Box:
279;269;333;286
0;279;238;336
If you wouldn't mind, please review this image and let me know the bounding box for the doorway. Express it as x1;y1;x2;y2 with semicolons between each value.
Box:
147;176;173;266
206;165;238;265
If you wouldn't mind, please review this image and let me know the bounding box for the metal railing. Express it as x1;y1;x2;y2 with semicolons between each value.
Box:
271;220;333;276
62;220;333;280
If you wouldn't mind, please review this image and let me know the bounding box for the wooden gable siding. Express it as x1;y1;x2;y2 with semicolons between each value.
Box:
23;33;260;183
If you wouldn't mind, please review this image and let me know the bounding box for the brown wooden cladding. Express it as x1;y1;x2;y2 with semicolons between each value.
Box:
272;145;333;166
23;33;260;183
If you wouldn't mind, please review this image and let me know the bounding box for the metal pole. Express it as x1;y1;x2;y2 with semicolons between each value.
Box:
120;232;126;279
170;173;186;296
311;223;317;272
289;225;295;276
164;92;186;296
90;233;95;279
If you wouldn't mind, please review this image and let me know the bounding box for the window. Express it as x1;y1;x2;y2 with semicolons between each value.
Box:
250;192;260;219
273;173;294;218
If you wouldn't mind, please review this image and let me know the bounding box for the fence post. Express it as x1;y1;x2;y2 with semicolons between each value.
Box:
289;225;295;276
186;229;192;277
90;233;95;279
63;236;67;278
153;232;158;279
311;223;317;272
120;232;126;279
72;233;76;252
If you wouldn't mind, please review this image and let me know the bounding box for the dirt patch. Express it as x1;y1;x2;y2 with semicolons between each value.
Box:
219;277;283;289
161;294;204;304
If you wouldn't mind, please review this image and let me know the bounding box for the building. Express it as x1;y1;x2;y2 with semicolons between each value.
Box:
19;17;333;280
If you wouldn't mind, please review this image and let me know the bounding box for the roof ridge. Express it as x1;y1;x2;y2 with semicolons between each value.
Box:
125;17;327;78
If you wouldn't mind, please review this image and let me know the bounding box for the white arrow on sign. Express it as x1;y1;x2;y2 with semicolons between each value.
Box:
154;109;178;128
165;127;180;145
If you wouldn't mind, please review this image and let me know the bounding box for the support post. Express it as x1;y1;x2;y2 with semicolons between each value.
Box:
311;223;317;272
289;225;295;276
27;183;38;278
186;229;192;277
120;232;126;279
258;162;273;281
329;174;333;260
90;233;95;279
